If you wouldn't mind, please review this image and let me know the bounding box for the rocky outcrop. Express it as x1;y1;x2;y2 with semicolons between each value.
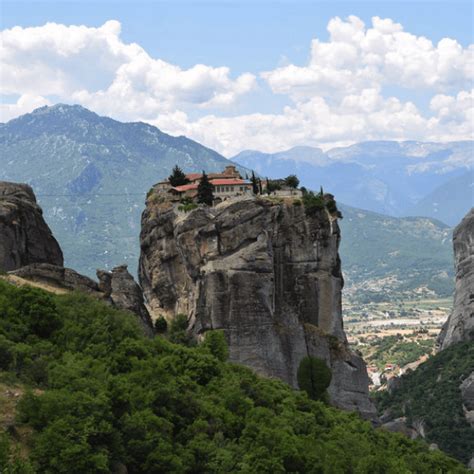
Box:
9;263;154;337
438;208;474;350
10;263;100;293
0;182;63;271
139;196;376;419
381;417;419;439
0;181;154;336
461;372;474;428
97;265;154;337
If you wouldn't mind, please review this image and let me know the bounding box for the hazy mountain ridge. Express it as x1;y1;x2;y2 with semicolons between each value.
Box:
0;105;459;301
0;104;247;275
232;141;473;225
339;204;454;301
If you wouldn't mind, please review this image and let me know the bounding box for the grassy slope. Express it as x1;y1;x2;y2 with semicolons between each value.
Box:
0;280;466;473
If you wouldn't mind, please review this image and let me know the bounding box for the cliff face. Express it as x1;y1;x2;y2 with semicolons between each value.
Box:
438;208;474;350
0;182;63;271
139;196;375;418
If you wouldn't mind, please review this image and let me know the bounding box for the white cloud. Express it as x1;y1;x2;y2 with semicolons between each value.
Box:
0;16;472;155
0;20;256;121
0;94;51;122
149;88;473;156
262;15;473;101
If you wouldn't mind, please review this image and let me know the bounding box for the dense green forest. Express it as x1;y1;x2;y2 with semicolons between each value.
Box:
376;341;474;464
0;280;467;473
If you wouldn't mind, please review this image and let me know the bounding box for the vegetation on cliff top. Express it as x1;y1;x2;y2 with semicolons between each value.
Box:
0;280;467;473
376;341;474;464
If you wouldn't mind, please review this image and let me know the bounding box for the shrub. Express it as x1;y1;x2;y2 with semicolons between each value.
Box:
297;356;332;402
202;330;229;362
154;316;168;334
178;203;198;212
168;313;194;346
302;191;325;216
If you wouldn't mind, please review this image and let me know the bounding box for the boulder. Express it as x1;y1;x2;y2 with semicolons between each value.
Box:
97;265;154;337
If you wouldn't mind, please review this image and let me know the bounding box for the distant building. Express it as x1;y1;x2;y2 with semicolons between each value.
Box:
155;165;252;201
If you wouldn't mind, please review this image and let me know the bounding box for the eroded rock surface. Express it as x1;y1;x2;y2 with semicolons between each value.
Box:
438;208;474;350
97;265;154;337
461;372;474;428
11;263;99;293
0;182;63;271
139;196;376;418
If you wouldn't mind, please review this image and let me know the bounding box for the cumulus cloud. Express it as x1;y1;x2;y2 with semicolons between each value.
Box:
149;88;473;156
0;20;256;121
0;94;51;122
262;15;473;101
0;16;472;155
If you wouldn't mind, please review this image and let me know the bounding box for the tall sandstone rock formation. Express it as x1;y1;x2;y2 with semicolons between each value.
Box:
139;195;376;419
0;181;63;271
438;208;474;350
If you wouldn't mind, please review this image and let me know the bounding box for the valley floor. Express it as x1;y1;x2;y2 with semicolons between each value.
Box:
344;297;451;390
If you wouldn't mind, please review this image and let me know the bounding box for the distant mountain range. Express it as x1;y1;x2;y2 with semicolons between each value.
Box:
0;104;247;275
339;204;454;301
0;105;459;300
232;142;473;226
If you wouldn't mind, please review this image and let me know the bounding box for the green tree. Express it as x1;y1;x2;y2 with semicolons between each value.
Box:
250;171;259;195
297;356;332;401
197;171;214;206
154;316;168;334
284;175;300;189
168;165;190;187
168;313;194;346
202;330;229;362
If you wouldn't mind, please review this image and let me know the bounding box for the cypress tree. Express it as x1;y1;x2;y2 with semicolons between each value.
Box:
197;171;214;206
250;171;259;194
168;165;190;186
297;356;332;402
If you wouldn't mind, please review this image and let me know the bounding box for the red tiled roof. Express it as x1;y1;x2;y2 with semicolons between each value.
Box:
211;179;250;186
185;173;202;181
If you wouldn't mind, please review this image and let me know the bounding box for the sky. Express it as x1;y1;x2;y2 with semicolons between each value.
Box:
1;0;473;156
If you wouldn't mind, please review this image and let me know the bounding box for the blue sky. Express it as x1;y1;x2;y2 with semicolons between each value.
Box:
1;1;473;155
